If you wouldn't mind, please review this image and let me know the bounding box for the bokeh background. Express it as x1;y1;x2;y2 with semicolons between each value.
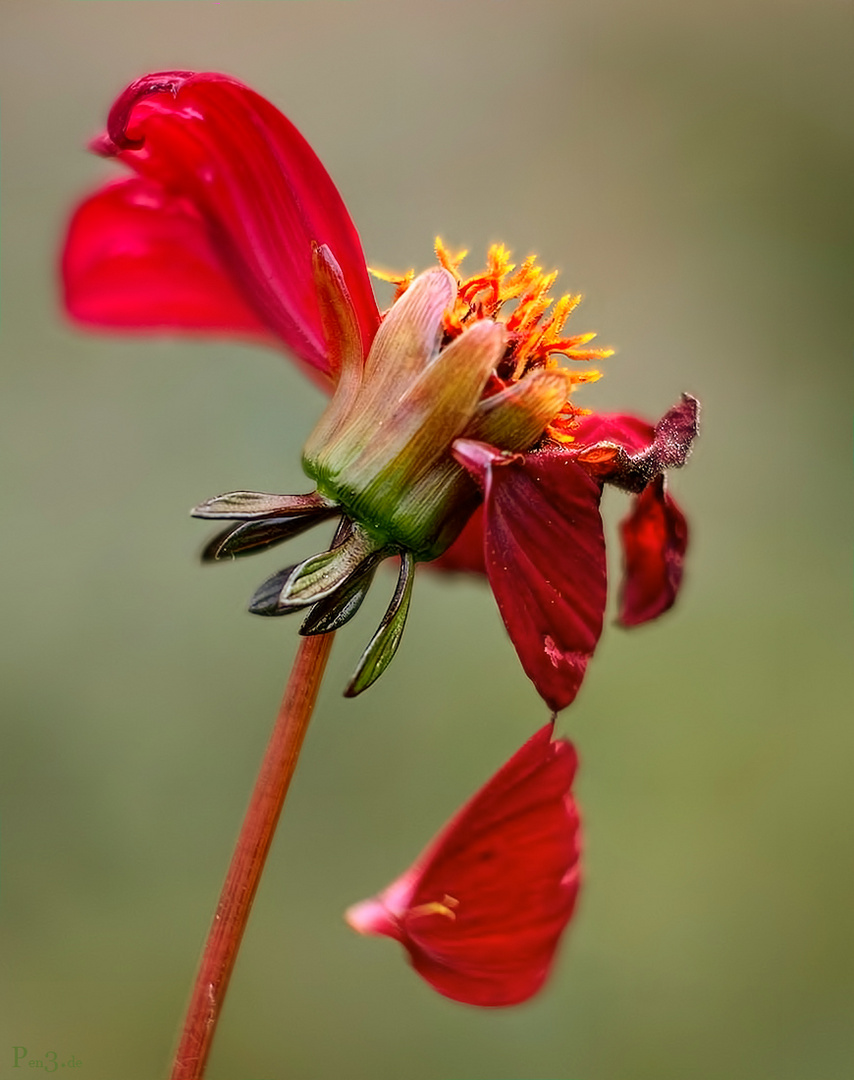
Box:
1;2;852;1078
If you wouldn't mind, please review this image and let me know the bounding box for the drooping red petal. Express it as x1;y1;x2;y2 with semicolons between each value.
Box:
63;71;379;376
62;177;277;343
453;440;607;713
618;475;689;626
346;725;581;1007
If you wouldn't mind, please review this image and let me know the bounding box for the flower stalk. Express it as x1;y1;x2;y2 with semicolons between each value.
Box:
169;632;335;1080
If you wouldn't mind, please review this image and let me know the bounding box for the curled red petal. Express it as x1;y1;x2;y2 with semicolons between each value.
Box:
62;177;276;343
453;440;607;712
65;71;379;376
96;70;197;153
346;725;581;1007
651;394;700;470
569;395;699;493
618;475;689;626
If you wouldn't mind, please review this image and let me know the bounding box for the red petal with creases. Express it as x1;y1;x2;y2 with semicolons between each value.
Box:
62;178;276;343
346;725;581;1006
619;475;689;626
454;440;607;712
63;71;379;376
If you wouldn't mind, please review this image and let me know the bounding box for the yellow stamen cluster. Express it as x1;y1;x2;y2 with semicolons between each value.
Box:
372;241;613;440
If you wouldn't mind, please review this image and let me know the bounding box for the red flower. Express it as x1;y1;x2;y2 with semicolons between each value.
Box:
346;725;581;1006
61;71;698;709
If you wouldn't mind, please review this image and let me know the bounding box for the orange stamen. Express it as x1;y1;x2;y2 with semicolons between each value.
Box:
371;241;614;440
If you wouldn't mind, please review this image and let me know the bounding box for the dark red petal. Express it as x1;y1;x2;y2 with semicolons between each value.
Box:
649;394;700;470
570;395;699;493
68;71;379;375
62;178;276;343
347;725;581;1007
453;441;607;713
429;504;487;575
619;475;689;627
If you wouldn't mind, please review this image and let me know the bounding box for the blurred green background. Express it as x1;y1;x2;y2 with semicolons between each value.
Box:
1;2;852;1078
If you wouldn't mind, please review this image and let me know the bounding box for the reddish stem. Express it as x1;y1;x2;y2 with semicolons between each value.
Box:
169;632;335;1079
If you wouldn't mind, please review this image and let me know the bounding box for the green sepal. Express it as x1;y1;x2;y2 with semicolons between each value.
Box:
360;268;455;390
299;560;379;635
248;566;299;616
302;244;366;460
191;490;337;521
466;368;572;451
202;512;338;562
344;552;415;697
277;525;387;611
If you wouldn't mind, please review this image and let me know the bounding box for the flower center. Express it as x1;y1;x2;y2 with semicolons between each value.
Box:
374;240;612;441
